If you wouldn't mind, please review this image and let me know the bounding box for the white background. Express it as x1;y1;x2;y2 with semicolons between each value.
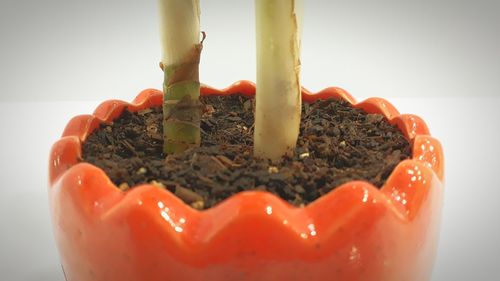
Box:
1;0;499;101
1;0;500;280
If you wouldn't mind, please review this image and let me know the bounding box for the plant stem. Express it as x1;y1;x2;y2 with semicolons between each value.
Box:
158;0;203;154
254;0;304;161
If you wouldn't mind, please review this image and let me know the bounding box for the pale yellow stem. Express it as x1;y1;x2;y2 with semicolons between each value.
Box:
254;0;304;161
158;0;202;154
159;0;201;66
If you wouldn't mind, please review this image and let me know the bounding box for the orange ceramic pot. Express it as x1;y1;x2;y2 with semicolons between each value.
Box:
49;81;444;281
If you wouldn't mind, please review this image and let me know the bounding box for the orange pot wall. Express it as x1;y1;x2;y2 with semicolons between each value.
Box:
49;81;444;281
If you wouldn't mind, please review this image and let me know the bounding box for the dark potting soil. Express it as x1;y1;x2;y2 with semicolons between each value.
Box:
82;95;411;210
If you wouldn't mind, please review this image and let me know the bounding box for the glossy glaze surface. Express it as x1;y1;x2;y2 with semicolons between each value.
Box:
49;81;444;281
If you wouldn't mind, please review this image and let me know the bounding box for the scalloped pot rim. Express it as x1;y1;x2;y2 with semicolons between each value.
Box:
49;80;444;243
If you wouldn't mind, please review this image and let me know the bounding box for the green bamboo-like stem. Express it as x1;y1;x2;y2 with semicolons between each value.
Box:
254;0;304;161
158;0;203;154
